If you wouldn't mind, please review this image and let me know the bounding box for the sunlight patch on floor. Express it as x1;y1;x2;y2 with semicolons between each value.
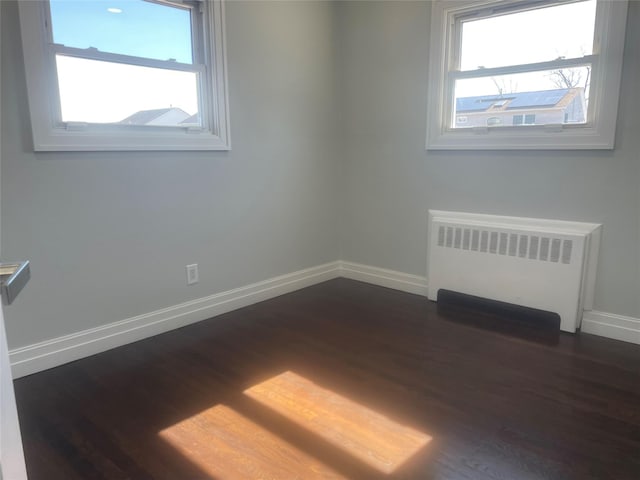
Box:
159;403;346;480
244;371;432;474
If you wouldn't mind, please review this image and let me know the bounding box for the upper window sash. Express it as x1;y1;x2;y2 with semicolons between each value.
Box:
46;0;202;63
46;0;203;65
49;45;205;74
451;57;596;81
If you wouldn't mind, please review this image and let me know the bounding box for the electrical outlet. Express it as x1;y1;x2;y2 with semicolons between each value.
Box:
186;264;199;285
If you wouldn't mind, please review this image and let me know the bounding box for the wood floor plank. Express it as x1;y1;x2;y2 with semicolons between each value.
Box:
161;402;348;480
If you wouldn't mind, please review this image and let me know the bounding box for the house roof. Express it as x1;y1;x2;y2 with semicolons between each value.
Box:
179;113;200;125
456;88;576;113
119;107;190;125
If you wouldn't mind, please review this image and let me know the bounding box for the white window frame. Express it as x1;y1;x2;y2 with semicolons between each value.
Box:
18;0;230;151
426;0;628;150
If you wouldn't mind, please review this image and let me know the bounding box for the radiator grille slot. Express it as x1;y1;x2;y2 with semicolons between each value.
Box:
540;237;549;261
480;231;489;253
463;228;471;250
498;232;508;255
454;227;462;249
489;232;498;254
562;240;572;264
518;235;528;258
508;234;518;256
436;225;574;265
471;230;480;251
529;236;539;259
550;239;561;263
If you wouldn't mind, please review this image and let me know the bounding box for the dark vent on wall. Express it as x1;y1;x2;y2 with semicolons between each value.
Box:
436;225;573;264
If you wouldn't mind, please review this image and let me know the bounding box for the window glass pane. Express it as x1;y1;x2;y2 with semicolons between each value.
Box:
460;0;596;71
56;55;200;125
453;67;590;128
50;0;193;64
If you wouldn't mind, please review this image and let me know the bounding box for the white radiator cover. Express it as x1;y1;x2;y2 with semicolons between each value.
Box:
427;210;601;333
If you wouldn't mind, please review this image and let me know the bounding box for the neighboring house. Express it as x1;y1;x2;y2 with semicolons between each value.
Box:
455;88;586;128
119;107;192;126
179;113;200;125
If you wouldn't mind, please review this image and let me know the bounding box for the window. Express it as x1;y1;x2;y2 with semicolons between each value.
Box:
18;0;230;151
426;0;628;150
513;114;535;126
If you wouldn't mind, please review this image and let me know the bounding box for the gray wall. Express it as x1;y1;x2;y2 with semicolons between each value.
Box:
338;1;640;319
1;1;342;348
2;0;639;351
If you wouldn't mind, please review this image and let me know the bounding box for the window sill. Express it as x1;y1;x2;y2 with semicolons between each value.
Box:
31;127;231;152
426;124;616;151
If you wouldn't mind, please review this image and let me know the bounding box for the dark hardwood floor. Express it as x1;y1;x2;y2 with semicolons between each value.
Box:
14;278;640;480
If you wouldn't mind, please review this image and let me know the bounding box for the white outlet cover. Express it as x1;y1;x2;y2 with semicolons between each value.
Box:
186;264;199;285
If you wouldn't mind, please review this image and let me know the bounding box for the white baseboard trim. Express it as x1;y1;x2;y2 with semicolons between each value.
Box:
337;262;640;346
338;261;428;296
581;311;640;345
10;259;638;379
9;261;341;379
